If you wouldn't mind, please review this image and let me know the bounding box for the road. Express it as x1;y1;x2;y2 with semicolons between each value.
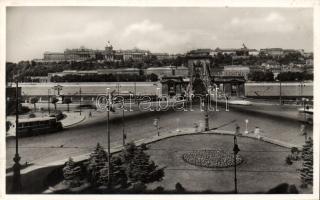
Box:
6;103;312;169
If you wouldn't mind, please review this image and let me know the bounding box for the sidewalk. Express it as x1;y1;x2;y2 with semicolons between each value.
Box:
61;112;86;128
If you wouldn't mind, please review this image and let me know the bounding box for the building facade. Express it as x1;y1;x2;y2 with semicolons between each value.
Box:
38;42;150;63
223;65;250;80
64;47;96;61
43;52;66;62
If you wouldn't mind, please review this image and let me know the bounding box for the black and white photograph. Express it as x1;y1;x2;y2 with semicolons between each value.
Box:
1;1;319;199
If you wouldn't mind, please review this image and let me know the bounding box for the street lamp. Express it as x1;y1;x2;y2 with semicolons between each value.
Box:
106;88;112;189
302;97;309;122
79;88;82;116
279;65;282;105
122;104;126;146
300;124;307;142
153;118;160;136
47;89;51;114
12;74;22;193
204;99;209;131
233;133;240;194
301;97;309;142
244;119;249;134
176;118;180;132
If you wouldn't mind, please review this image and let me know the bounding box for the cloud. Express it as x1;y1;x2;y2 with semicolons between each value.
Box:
229;12;294;34
37;21;115;48
265;12;285;22
120;20;191;52
123;20;163;36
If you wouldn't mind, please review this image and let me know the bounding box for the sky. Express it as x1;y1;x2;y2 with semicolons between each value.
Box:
6;7;313;62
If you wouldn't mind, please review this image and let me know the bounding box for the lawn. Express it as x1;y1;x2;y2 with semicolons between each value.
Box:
145;133;311;193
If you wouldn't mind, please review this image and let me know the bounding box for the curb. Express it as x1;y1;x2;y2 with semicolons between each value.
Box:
63;115;86;128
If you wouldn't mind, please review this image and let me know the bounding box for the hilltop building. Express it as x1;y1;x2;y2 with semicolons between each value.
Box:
36;42;151;63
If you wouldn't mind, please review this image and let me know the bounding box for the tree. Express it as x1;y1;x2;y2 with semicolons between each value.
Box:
63;98;72;112
300;137;313;188
149;73;158;82
248;70;275;82
62;157;82;188
126;148;164;184
51;97;59;111
86;143;108;186
120;142;164;184
264;71;275;81
30;97;39;112
97;156;128;189
192;78;207;99
120;142;140;163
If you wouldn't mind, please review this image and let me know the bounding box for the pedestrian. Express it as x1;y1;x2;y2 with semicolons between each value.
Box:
89;111;92;118
254;126;260;137
194;122;199;132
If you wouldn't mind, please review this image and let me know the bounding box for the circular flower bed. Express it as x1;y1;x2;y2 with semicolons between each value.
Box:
182;150;243;168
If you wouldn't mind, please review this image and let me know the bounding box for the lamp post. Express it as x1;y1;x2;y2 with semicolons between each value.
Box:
279;65;282;105
106;88;111;189
12;75;22;193
47;89;51;114
204;99;209;131
301;97;309;142
154;118;160;136
176;118;180;132
302;97;309;122
233;130;240;194
79;88;82;116
134;68;137;103
122;106;126;146
300;124;307;142
244;119;249;134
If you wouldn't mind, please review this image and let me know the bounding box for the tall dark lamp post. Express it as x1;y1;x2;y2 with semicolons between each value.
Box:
47;89;51;114
279;65;283;105
301;97;309;141
204;99;209;131
106;88;112;189
79;88;82;116
12;75;22;193
122;106;126;146
233;132;240;194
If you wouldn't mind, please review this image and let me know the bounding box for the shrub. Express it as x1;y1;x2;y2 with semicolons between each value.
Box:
175;182;185;193
267;183;299;194
132;181;146;193
286;155;293;165
291;147;300;161
300;138;313;187
6;121;12;132
29;113;36;118
140;143;148;150
288;184;299;194
153;186;164;193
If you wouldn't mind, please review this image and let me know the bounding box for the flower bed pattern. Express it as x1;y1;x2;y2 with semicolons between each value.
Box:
182;150;243;168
